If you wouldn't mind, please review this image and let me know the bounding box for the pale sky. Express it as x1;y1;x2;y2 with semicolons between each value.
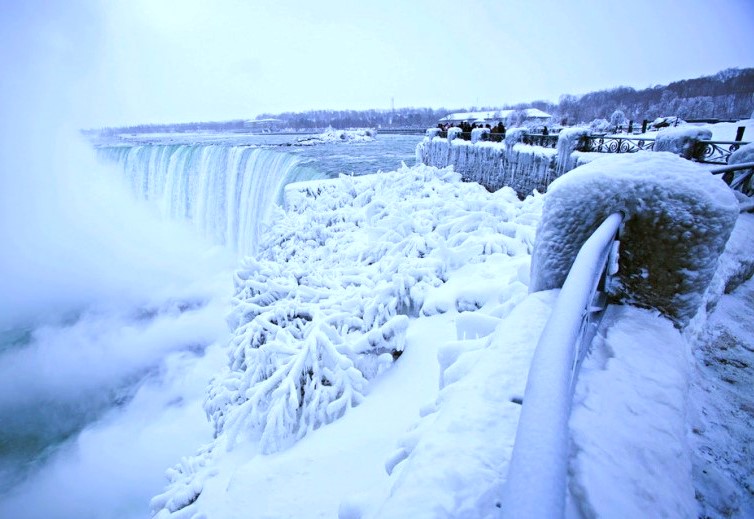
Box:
2;0;754;127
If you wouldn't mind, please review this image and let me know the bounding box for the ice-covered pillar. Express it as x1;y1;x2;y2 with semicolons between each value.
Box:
530;152;738;327
425;127;441;138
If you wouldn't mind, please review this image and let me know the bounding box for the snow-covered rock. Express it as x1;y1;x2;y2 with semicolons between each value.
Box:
530;152;739;327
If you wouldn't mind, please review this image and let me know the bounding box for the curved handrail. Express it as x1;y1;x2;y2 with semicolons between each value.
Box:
502;213;623;519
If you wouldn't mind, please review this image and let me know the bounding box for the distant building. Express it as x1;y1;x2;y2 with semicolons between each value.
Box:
244;118;284;132
438;108;551;126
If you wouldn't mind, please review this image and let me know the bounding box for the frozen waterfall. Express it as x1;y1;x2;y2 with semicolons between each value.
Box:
98;145;325;255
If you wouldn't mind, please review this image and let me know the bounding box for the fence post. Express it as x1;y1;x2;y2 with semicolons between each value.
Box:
735;126;745;142
641;120;648;133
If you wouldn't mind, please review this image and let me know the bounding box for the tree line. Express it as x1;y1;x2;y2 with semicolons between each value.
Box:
91;67;753;134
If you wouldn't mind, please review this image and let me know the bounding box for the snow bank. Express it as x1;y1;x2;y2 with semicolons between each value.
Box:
296;128;376;145
569;305;696;518
705;118;754;141
654;125;712;159
352;290;557;519
530;152;739;327
151;163;543;517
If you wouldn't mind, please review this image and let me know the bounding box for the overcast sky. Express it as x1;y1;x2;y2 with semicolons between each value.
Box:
2;0;754;127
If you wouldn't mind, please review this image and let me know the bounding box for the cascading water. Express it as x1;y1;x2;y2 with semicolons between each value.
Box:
97;144;325;255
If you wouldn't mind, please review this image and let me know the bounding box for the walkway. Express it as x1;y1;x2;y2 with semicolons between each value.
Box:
689;277;754;517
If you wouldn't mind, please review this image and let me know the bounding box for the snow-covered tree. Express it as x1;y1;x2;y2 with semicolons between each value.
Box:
610;109;627;129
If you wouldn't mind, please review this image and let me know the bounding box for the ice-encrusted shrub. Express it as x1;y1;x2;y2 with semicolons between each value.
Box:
653;126;712;159
204;164;539;453
530;152;738;327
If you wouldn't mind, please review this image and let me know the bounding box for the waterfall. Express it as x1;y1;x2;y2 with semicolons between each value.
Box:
97;145;325;255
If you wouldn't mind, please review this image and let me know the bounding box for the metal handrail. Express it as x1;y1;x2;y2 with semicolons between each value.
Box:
502;212;623;519
709;161;754;191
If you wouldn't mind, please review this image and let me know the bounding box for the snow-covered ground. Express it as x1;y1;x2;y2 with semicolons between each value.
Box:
615;118;754;142
144;159;753;519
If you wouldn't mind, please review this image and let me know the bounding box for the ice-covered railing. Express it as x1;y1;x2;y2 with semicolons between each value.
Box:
710;161;754;195
501;152;739;517
418;126;752;197
501;213;622;518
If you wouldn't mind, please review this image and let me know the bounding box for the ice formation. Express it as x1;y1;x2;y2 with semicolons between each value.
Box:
555;126;591;176
151;163;542;517
530;152;739;326
296;128;376;145
416;133;557;196
471;127;490;143
97;145;323;254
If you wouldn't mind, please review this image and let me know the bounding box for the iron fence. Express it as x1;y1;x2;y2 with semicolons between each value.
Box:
430;129;749;165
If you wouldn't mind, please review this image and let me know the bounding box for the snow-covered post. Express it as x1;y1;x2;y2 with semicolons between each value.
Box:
471;127;490;143
531;152;738;327
447;127;462;142
555;127;590;176
425;127;441;138
503;127;526;155
653;126;712;160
